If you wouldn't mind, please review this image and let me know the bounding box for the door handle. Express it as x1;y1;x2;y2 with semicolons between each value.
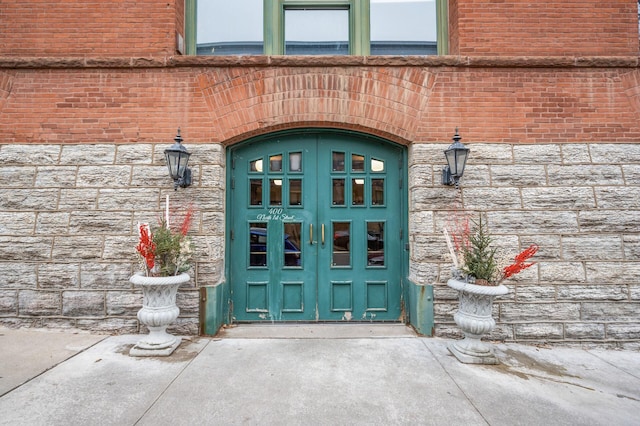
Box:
321;224;325;246
309;223;313;245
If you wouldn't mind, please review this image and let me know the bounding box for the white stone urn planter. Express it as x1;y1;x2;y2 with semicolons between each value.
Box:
447;278;508;365
129;272;189;357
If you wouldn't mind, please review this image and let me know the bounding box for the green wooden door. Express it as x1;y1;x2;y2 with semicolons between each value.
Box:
229;132;404;322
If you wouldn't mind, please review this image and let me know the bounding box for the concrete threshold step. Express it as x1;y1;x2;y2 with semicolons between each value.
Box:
217;323;418;339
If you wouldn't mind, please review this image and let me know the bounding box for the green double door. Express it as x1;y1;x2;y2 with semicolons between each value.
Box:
229;132;405;322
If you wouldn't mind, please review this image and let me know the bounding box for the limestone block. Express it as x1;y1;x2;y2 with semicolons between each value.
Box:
189;143;224;166
80;263;133;289
52;236;102;260
200;212;225;236
167;317;199;335
409;211;434;234
631;285;640;300
589;144;640;163
581;302;640;321
548;165;624;186
97;188;160;211
196;262;223;286
557;285;628;301
578;210;640;233
199;165;225;188
103;236;136;260
433;283;461;301
0;237;52;261
514;323;563;340
0;212;36;234
539;262;585;283
585;262;640;284
410;187;459;210
59;189;98;210
595;187;640;209
433;302;457;321
561;235;623;261
564;323;606;340
77;165;132;187
0;166;36;187
37;263;80;289
433;324;462;339
605;324;640;339
408;164;433;188
35;212;70;234
194;235;224;260
0;290;17;315
61;144;115;165
40;319;80;330
70;211;132;234
35;166;78;188
467;144;512;163
488;323;514;341
0;189;59;211
176;290;200;315
76;318;139;333
106;291;142;316
623;235;640;260
514;285;557;302
487;211;578;234
462;187;521;209
500;302;580;322
622;165;640;183
0;145;60;165
18;290;61;316
0;263;37;289
182;190;224;210
521;187;595;209
521;235;561;260
560;144;590;164
458;164;491;186
409;144;442;166
62;291;105;316
408;262;439;285
130;165;169;187
411;234;448;262
490;165;546;187
513;144;561;165
115;144;153;164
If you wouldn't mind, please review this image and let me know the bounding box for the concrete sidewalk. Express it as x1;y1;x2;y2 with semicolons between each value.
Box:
0;325;638;425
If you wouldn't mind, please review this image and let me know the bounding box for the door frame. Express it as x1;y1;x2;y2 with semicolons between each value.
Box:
224;129;410;323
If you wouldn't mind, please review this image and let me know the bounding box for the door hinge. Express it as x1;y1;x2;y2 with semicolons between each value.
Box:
231;178;235;189
231;229;234;241
232;158;236;169
400;228;403;240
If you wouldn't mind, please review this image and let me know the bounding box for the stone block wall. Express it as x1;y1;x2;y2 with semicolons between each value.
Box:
409;142;640;348
0;142;225;334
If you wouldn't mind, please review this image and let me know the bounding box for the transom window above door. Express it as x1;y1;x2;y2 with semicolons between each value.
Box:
194;0;444;56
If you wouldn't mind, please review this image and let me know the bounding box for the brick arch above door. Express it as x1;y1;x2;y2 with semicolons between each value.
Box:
197;67;434;145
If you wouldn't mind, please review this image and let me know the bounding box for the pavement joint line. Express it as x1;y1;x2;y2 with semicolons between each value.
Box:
418;338;491;426
0;334;109;399
585;349;640;381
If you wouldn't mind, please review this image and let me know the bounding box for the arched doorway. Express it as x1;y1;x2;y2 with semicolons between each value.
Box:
226;130;408;322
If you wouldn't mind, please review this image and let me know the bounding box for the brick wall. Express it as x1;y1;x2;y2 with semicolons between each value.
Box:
450;0;639;56
0;0;179;57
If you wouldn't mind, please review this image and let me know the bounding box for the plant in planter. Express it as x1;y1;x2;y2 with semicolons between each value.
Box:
444;214;538;364
130;202;195;357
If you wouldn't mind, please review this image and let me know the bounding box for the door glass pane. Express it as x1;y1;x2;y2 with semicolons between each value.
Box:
332;178;345;205
269;154;282;172
249;223;267;267
332;222;351;267
285;9;349;55
352;154;365;172
332;152;345;171
269;179;282;205
371;158;385;172
289;152;302;172
284;223;302;267
197;0;264;55
367;222;385;266
250;158;264;172
372;178;384;205
352;178;365;205
370;0;437;55
289;179;302;206
250;179;263;205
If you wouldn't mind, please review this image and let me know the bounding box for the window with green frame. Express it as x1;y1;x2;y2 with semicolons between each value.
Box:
190;0;447;56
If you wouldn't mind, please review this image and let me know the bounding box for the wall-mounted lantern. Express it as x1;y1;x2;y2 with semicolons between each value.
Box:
442;129;470;189
164;128;192;190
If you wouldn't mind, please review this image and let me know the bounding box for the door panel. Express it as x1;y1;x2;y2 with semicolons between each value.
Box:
230;132;403;322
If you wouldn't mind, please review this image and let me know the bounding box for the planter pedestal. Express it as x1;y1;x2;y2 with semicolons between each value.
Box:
447;278;508;365
129;273;189;357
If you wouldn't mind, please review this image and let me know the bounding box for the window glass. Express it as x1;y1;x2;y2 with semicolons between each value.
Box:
285;8;349;55
370;0;437;55
197;0;264;55
249;223;268;267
